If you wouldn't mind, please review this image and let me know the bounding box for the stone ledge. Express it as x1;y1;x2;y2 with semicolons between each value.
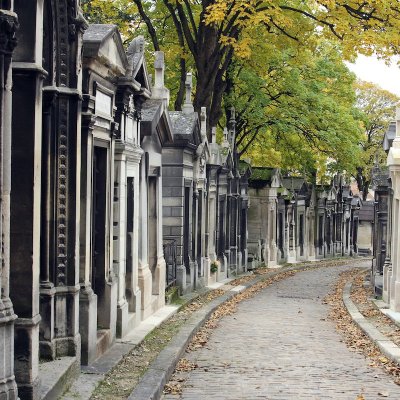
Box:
39;356;79;400
343;278;400;365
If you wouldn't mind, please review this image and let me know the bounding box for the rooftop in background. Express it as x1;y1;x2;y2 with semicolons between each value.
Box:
350;179;374;201
384;121;396;152
356;200;375;222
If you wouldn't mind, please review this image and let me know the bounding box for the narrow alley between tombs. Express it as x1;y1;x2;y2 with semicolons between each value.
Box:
162;264;400;400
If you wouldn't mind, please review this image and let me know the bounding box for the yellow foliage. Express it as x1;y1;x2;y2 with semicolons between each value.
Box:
205;0;400;60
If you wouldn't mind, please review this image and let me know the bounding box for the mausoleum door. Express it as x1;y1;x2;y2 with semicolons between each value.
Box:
299;214;304;257
126;177;135;311
278;212;284;257
218;197;226;257
318;215;324;255
197;190;203;276
92;146;107;324
241;207;247;255
326;216;331;254
183;186;190;273
148;176;158;294
353;218;359;253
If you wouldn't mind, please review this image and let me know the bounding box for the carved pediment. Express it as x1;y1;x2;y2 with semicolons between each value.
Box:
126;36;152;94
83;24;128;76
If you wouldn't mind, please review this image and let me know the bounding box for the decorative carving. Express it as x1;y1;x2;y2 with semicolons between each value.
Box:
0;10;18;56
58;1;69;87
56;98;69;285
371;160;389;189
134;96;144;121
199;153;206;174
67;0;88;41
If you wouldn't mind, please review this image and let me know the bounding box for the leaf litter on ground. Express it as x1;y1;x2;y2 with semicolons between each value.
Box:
88;258;365;399
325;269;400;386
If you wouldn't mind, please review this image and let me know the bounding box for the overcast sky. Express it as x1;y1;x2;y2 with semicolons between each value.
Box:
346;55;400;96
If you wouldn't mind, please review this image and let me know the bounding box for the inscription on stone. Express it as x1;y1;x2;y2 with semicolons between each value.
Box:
96;90;112;117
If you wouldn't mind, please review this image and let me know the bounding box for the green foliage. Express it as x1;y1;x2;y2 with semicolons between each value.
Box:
353;81;400;199
82;0;399;181
229;41;363;181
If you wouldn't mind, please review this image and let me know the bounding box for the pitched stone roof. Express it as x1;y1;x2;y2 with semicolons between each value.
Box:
127;36;145;76
357;201;374;222
383;121;396;152
141;99;162;123
83;24;128;75
169;111;198;138
83;24;116;42
282;177;306;191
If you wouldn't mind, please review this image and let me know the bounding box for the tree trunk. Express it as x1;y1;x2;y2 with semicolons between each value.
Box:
362;180;370;201
174;57;186;111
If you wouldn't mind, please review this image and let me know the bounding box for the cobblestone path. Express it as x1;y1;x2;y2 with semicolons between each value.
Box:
163;265;400;400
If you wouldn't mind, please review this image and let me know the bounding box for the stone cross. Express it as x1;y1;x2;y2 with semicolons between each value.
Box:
154;51;165;89
152;51;170;106
229;106;236;146
211;127;217;144
201;107;207;140
223;127;229;144
182;72;194;114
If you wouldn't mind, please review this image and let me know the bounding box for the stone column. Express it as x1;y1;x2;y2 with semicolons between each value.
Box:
387;108;400;311
0;7;18;400
112;88;143;321
383;186;393;303
78;105;97;365
228;179;239;275
128;146;143;323
10;2;45;398
114;143;144;335
191;186;199;287
39;0;86;360
114;152;128;336
207;181;217;284
306;210;313;260
138;153;152;320
98;128;117;344
269;197;277;266
155;173;166;309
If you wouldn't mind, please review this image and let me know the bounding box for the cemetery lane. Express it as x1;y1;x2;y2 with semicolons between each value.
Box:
163;264;400;400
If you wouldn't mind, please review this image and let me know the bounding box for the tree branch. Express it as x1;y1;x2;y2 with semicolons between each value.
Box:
132;0;160;50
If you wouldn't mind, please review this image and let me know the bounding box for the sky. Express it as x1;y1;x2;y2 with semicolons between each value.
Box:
346;55;400;96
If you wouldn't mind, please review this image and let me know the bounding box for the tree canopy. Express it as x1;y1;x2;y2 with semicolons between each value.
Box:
353;81;400;199
232;41;364;180
82;0;400;179
83;0;400;122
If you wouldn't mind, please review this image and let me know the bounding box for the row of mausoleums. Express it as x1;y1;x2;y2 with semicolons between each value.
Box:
372;110;400;310
0;2;373;399
247;169;374;267
0;3;251;399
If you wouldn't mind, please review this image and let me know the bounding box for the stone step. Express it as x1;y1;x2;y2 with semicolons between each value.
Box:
96;329;112;360
39;356;79;400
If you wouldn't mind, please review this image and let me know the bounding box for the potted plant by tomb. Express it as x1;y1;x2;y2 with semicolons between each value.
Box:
210;260;220;274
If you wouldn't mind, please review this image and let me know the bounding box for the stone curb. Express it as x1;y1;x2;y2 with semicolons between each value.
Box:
343;276;400;365
129;259;363;400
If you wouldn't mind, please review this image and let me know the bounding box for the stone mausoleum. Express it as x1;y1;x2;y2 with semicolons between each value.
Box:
0;2;252;398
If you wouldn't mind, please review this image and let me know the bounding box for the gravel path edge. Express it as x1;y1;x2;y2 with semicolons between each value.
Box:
343;274;400;365
129;260;364;400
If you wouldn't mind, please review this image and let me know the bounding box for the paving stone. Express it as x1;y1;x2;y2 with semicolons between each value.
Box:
162;265;400;400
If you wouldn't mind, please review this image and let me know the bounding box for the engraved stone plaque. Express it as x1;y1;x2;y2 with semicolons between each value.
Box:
96;90;112;117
